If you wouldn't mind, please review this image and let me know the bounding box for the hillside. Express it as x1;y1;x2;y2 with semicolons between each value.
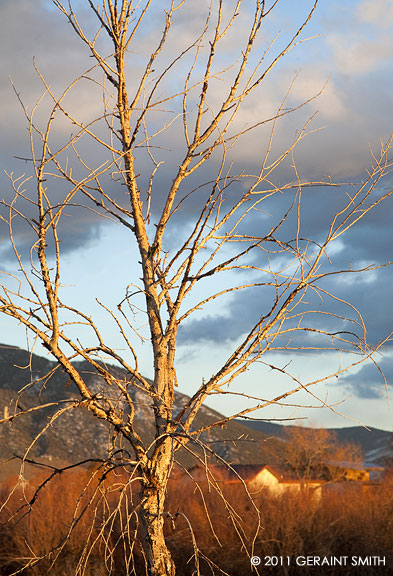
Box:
1;344;391;478
0;344;276;474
238;419;393;466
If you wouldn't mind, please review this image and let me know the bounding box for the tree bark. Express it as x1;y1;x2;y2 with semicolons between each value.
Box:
140;450;175;576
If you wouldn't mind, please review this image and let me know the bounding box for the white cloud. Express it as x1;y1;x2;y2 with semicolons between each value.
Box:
289;72;347;121
328;32;393;76
324;0;393;77
358;0;393;28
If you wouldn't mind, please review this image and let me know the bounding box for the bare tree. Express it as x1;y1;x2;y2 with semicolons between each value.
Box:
1;1;393;574
271;426;363;481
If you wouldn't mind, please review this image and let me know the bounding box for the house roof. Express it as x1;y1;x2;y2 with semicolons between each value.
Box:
185;463;319;483
221;464;283;482
185;463;268;481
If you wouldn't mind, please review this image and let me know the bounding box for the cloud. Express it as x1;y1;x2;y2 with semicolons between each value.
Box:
177;184;393;357
2;0;391;246
336;356;393;399
357;0;393;28
327;32;393;77
0;0;113;261
288;72;347;121
2;1;393;375
321;0;393;78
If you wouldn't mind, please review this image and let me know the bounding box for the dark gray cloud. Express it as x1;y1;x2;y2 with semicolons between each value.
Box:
2;0;393;264
2;1;393;398
176;169;393;353
336;356;393;399
0;0;114;260
0;159;111;262
178;266;393;352
178;200;393;354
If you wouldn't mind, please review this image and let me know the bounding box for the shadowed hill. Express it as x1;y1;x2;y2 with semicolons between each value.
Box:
1;344;391;476
0;344;277;473
239;418;393;466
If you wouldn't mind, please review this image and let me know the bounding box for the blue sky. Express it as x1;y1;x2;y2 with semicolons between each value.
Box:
1;0;393;431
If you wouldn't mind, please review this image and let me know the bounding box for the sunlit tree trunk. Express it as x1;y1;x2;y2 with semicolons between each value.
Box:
2;1;393;574
140;450;175;576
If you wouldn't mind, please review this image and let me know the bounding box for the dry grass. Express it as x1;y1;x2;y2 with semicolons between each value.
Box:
1;467;393;575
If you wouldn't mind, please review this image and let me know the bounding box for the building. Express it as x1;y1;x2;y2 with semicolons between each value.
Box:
185;463;323;499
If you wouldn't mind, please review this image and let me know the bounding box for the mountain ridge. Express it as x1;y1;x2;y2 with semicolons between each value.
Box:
236;419;393;466
0;344;392;473
0;344;274;472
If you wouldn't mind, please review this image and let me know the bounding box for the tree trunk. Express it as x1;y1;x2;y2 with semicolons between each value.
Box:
140;479;175;576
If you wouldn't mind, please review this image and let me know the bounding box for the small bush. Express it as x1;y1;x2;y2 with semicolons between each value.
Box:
1;468;393;575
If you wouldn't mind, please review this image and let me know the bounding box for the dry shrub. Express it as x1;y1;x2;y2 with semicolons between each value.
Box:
93;467;144;576
165;473;393;576
0;467;103;575
0;464;148;576
165;474;260;575
1;467;393;575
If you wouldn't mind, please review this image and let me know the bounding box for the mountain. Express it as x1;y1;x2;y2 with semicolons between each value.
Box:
1;344;391;481
0;344;276;477
237;419;393;466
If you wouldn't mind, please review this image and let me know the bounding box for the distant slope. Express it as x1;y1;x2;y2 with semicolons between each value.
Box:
238;419;393;466
1;344;391;474
0;344;275;471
